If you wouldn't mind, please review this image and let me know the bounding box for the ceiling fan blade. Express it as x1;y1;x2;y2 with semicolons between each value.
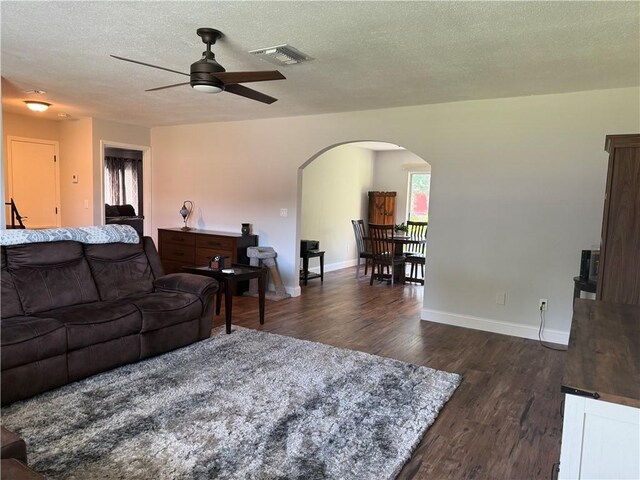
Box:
225;84;278;104
110;55;190;77
210;70;285;85
146;81;191;92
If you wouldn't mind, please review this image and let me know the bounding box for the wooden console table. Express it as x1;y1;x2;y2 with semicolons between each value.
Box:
559;299;640;479
158;228;257;294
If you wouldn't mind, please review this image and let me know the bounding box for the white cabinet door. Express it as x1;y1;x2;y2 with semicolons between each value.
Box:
559;394;640;479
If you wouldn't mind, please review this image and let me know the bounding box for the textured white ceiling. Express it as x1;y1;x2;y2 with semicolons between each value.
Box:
1;1;638;127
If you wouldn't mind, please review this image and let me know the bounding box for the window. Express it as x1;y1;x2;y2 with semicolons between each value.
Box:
407;172;430;222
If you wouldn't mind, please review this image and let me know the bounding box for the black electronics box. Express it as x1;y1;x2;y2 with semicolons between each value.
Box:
579;250;592;280
580;249;600;282
300;239;320;254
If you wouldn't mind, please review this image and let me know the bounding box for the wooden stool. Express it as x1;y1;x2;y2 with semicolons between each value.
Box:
300;250;325;286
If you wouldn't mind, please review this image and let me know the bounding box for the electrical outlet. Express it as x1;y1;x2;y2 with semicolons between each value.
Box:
496;291;506;305
539;299;548;311
280;208;288;217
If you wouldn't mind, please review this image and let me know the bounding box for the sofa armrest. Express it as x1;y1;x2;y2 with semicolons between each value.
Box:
154;273;218;298
1;427;27;463
1;459;46;479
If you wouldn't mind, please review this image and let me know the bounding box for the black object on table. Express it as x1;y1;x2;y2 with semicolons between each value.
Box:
573;276;597;307
183;264;267;334
300;250;325;285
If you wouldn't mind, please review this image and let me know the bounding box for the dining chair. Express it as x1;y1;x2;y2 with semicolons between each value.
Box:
351;219;374;278
404;220;427;282
368;223;405;287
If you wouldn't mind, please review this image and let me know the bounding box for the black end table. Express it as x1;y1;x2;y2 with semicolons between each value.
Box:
184;264;267;334
573;276;597;307
300;250;325;286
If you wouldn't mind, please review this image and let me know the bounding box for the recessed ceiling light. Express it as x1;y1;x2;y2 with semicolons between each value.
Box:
24;101;51;112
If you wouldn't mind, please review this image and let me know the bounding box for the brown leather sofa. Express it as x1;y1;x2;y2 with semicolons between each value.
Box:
1;236;218;405
1;427;45;479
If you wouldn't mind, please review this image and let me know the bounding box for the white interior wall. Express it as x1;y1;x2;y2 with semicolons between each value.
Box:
373;150;431;223
59;118;93;226
301;145;374;271
150;86;639;340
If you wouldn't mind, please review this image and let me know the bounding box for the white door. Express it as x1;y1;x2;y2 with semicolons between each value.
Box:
8;138;60;228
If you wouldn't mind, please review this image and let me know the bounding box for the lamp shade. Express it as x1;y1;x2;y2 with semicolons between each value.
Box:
24;101;51;112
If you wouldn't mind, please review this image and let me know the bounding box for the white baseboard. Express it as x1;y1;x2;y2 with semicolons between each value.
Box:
421;308;569;345
288;285;301;297
290;259;357;296
306;259;357;274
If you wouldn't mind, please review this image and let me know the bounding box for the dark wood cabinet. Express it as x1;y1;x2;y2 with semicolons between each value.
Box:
158;228;258;293
597;134;640;305
368;191;396;225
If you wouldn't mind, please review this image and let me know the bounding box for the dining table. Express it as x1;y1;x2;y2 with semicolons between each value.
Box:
364;233;427;284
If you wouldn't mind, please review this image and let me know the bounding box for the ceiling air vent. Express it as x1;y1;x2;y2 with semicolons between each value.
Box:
248;44;312;66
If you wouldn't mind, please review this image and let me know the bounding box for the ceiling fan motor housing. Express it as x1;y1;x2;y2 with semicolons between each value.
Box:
190;53;226;91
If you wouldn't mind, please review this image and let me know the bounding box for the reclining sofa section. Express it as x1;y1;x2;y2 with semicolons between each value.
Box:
1;236;218;405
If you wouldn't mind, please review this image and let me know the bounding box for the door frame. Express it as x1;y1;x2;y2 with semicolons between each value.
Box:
99;140;152;236
6;136;61;228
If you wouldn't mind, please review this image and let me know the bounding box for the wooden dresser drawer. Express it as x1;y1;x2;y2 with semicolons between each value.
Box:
196;235;233;250
159;230;195;246
161;243;195;263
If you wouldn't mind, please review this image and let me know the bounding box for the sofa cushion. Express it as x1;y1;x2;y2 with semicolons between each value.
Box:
130;292;202;332
36;302;141;351
85;243;154;301
1;250;23;318
6;241;99;314
1;316;67;370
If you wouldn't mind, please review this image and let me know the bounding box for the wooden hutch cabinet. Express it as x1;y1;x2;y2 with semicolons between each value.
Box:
368;191;396;225
158;228;258;292
596;135;640;305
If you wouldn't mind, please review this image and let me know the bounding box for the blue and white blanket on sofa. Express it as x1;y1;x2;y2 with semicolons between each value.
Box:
0;225;140;246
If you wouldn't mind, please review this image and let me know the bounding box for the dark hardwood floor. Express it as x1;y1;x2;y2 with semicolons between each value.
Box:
217;266;566;480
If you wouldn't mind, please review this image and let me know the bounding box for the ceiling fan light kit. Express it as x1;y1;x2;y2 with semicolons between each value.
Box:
111;27;286;104
24;100;51;112
192;84;223;94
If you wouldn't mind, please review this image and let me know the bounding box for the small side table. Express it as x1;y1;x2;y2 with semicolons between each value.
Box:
573;276;597;307
300;250;325;286
184;264;267;334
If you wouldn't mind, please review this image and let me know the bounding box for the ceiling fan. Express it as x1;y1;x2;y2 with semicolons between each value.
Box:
111;28;285;104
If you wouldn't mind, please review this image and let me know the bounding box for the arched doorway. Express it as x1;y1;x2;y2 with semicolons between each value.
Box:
296;140;430;290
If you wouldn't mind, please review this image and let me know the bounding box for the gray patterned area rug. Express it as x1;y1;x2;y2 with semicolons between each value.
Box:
2;328;461;480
